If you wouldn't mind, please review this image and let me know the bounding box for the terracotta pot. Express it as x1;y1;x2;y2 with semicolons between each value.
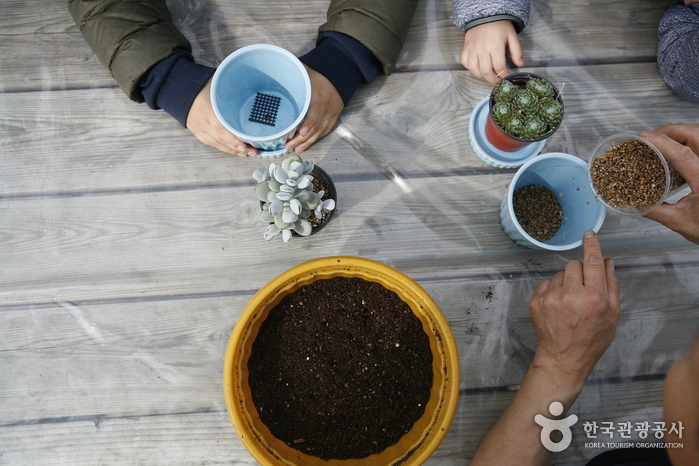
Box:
223;256;460;466
484;112;531;152
486;72;564;152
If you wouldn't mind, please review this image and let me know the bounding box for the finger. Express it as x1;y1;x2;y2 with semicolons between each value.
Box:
479;55;499;84
460;49;469;70
287;107;320;151
287;119;318;153
549;270;565;291
210;120;257;156
653;123;699;151
196;131;247;157
531;278;553;301
294;127;324;154
467;53;482;78
563;259;583;288
582;230;607;290
491;51;510;82
507;31;524;67
604;258;621;318
639;130;699;191
643;202;679;229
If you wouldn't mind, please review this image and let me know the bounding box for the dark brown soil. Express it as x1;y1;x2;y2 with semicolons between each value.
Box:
513;185;563;242
589;139;666;209
307;168;332;229
247;276;433;461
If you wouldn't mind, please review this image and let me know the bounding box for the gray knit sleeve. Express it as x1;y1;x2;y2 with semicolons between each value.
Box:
453;0;530;33
657;3;699;104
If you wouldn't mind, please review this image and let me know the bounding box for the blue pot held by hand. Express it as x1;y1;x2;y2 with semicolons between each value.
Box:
500;153;606;250
211;44;311;157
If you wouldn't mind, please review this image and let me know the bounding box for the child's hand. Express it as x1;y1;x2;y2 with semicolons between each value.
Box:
461;20;524;84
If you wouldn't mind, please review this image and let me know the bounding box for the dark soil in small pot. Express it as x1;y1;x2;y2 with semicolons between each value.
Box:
513;185;564;242
303;165;336;235
247;275;433;461
488;72;564;144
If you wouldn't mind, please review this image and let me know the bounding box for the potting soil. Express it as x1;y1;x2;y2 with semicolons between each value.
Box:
248;276;433;460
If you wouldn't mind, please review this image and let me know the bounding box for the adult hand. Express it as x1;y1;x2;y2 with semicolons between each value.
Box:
529;230;621;388
640;124;699;245
663;333;699;466
186;77;257;157
684;0;698;5
461;21;524;84
285;65;344;154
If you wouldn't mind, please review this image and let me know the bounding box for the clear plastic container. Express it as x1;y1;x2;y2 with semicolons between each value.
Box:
587;133;685;216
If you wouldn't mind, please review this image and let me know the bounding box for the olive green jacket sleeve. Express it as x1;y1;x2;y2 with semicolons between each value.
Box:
320;0;418;75
68;0;192;102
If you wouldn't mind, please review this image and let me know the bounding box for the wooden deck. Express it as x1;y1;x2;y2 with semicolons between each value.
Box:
1;0;698;464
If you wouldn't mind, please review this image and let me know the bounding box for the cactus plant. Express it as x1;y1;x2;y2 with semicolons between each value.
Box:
253;155;335;242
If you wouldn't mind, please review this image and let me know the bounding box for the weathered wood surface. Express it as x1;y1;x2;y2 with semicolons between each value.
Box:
0;0;677;90
1;0;698;464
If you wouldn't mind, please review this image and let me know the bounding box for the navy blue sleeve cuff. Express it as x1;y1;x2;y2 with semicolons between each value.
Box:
299;33;381;106
140;50;216;127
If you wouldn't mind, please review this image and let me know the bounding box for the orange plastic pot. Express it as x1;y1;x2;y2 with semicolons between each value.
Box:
223;256;460;466
484;112;531;152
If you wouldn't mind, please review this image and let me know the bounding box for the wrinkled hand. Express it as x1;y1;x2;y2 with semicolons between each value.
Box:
285;65;344;154
529;231;621;387
461;21;524;84
186;77;257;157
640;124;699;245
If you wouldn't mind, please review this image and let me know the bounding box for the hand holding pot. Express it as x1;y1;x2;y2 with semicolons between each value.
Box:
529;230;621;389
461;21;524;84
285;65;344;155
187;77;258;157
640;123;699;245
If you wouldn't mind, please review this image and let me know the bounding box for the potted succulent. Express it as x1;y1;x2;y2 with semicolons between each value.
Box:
468;73;565;168
223;256;460;466
253;154;336;242
486;73;564;152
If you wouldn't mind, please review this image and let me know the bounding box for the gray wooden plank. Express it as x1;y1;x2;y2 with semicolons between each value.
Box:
1;173;698;300
0;376;668;465
0;257;695;421
0;0;677;91
1;62;697;197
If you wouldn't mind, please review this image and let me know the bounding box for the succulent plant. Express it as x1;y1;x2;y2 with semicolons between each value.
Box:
526;78;554;99
493;79;517;102
492;101;513;124
537;97;563;126
519;115;547;139
490;74;564;141
504;114;526;137
512;89;538;114
253;154;335;242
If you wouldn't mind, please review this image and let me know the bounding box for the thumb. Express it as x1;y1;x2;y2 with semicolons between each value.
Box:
644;202;678;229
508;32;524;67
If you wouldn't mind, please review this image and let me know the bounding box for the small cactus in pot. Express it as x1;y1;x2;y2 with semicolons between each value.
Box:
253;154;336;242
